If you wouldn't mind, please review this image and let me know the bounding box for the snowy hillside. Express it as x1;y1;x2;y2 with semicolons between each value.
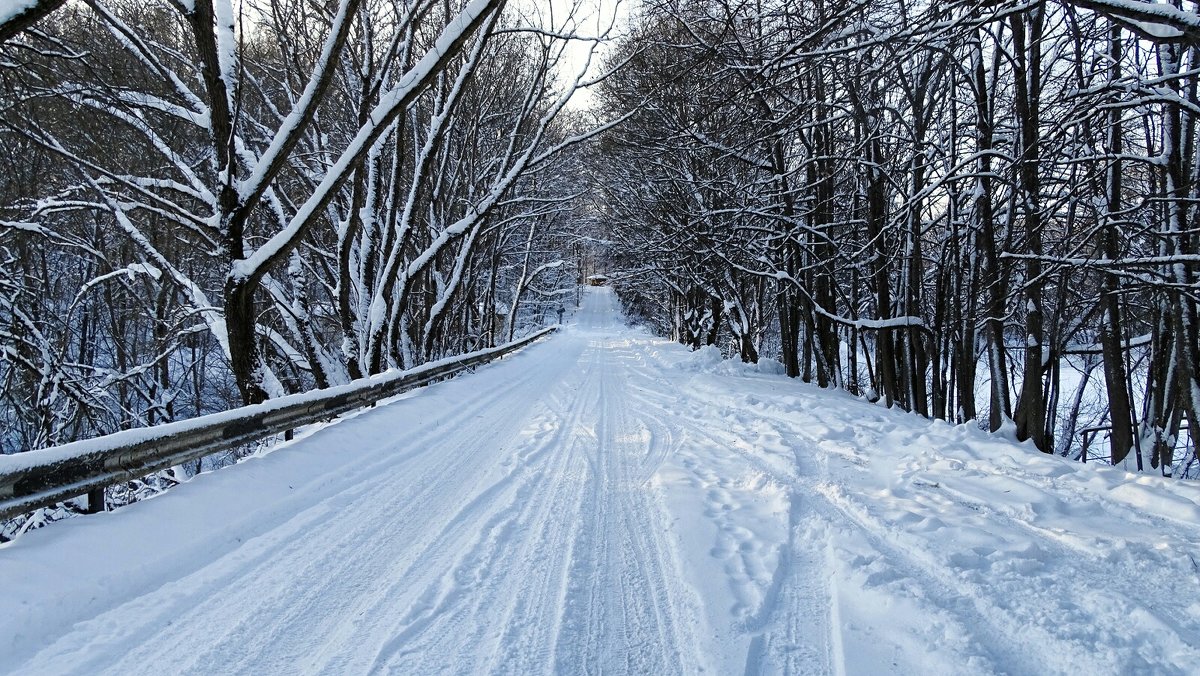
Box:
2;288;1197;675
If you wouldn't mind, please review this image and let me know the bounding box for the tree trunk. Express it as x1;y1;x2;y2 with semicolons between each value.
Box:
1099;24;1136;465
1009;8;1049;451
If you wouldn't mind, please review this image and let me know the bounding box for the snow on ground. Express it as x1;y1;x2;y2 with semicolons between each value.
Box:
2;287;1199;675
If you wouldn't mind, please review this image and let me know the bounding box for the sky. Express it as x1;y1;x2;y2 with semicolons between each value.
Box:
516;0;632;108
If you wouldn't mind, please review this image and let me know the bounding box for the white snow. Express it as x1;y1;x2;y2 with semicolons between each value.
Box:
1124;16;1186;39
2;287;1199;674
0;0;38;27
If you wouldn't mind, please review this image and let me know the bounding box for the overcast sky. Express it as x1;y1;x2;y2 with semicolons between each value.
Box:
518;0;631;108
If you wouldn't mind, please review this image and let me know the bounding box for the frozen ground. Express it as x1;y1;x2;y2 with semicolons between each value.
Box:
2;287;1199;675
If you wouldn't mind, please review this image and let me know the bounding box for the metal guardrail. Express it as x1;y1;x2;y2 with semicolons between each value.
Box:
0;327;557;522
1079;422;1194;476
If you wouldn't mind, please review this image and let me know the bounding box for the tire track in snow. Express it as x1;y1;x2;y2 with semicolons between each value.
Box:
362;342;602;673
605;347;696;675
422;345;604;673
740;487;836;676
552;338;706;675
611;345;838;674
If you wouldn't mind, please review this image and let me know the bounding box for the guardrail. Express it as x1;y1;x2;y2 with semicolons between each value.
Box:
0;327;557;522
1079;422;1194;476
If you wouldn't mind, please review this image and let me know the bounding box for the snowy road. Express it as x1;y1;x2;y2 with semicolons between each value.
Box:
4;287;1200;675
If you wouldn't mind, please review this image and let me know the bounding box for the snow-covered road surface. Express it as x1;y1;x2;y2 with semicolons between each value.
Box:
4;287;1200;675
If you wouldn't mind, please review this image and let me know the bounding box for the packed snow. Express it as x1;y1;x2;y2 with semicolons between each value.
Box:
2;287;1198;674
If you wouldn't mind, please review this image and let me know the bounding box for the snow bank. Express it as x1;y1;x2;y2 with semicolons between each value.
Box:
674;344;724;371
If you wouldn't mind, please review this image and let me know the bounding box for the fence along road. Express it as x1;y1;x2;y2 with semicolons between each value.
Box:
0;327;556;522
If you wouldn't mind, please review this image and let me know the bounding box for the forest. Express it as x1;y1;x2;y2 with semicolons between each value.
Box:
591;0;1200;476
0;0;616;499
1;0;1199;493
